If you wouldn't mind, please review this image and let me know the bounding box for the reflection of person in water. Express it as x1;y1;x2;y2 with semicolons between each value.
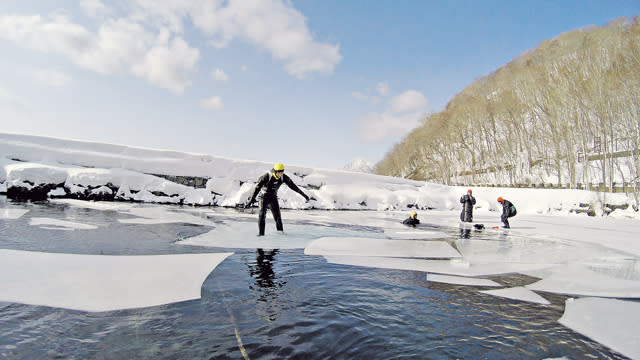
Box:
249;248;279;289
459;228;471;239
247;248;284;322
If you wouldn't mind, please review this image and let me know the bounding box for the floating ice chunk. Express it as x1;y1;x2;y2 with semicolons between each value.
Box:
305;237;461;258
179;223;316;249
384;229;448;240
0;249;232;312
427;274;501;287
118;206;215;226
559;297;640;360
51;198;134;211
30;217;98;230
0;208;29;219
526;264;640;298
179;222;375;250
324;256;554;277
480;287;550;305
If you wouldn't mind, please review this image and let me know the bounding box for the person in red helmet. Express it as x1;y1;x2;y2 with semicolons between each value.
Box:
460;189;476;222
497;197;517;228
245;163;311;236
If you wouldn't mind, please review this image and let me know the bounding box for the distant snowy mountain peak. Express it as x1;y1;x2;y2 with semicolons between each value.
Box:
343;158;372;173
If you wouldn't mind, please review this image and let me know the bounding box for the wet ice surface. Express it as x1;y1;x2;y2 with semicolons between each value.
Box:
0;198;638;359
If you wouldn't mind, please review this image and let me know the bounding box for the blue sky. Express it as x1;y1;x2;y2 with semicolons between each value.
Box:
1;1;638;170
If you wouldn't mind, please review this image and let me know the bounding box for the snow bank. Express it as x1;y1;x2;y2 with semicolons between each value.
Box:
1;132;637;217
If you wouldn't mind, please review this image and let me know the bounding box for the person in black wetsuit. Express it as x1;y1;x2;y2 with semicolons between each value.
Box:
402;211;420;227
497;197;517;229
245;163;310;236
459;189;476;222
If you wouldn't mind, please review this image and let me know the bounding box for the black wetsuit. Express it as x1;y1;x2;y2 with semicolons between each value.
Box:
460;194;476;222
500;199;517;228
402;217;420;227
248;172;309;235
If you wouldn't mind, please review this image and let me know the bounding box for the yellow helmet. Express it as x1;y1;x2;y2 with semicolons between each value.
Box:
411;211;417;219
274;163;285;171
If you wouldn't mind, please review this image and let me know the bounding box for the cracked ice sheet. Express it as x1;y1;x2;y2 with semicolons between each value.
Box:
525;264;640;298
305;237;461;258
453;236;628;265
0;208;29;219
30;217;98;231
559;297;640;360
426;274;501;287
179;222;383;250
0;249;232;312
323;256;554;277
480;287;550;305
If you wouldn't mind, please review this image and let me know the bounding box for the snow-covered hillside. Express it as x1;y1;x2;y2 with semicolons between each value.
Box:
1;133;637;218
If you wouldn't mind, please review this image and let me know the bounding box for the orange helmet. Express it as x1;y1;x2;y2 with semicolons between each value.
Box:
497;197;504;203
467;189;472;194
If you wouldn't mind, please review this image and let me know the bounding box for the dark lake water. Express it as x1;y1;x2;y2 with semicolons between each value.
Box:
0;198;630;359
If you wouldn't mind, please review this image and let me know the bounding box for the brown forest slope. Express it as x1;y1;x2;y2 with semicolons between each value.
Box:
374;17;640;195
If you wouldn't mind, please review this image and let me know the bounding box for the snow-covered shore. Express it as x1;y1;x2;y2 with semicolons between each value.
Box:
1;133;637;219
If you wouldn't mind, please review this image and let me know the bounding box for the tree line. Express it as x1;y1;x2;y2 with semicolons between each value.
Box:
374;17;640;208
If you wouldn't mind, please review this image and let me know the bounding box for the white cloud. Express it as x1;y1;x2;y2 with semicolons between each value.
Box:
130;36;200;94
31;68;72;88
355;89;429;143
389;90;428;113
184;0;342;78
352;91;368;101
356;110;426;143
212;68;228;82
80;0;111;18
0;0;339;93
200;96;223;111
377;81;390;96
0;14;199;94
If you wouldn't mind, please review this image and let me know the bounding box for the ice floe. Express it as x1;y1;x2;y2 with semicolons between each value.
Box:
29;217;99;231
0;249;232;312
384;228;448;239
480;286;550;305
323;256;554;277
525;264;640;298
559;297;640;360
0;208;29;219
426;274;501;287
305;237;461;258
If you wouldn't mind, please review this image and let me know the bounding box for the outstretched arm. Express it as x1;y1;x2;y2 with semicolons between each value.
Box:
283;175;310;201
